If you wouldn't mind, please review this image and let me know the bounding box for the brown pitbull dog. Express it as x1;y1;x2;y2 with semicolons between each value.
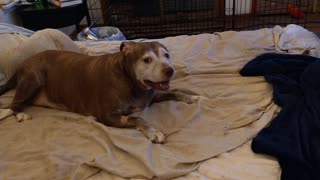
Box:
0;41;198;143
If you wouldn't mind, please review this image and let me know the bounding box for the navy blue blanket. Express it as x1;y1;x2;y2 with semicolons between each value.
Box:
240;53;320;180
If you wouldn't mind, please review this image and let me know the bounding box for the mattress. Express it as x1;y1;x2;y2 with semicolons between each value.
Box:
1;24;319;180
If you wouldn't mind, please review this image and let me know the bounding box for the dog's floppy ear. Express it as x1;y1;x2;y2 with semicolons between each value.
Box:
120;41;135;54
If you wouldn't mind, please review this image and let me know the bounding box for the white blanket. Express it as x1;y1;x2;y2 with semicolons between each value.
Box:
273;24;320;57
0;25;318;180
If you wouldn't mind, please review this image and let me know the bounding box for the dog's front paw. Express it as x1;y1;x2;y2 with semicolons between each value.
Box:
145;128;166;144
16;112;31;122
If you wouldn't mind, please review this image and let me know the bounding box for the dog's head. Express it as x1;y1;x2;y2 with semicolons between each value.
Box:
120;41;174;91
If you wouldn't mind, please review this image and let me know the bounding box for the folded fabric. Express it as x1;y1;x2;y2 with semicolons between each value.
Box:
273;24;320;58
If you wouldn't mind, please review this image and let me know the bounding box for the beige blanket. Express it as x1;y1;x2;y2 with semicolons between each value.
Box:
0;28;280;179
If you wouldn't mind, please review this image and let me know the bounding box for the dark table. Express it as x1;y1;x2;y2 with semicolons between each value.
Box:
16;0;91;32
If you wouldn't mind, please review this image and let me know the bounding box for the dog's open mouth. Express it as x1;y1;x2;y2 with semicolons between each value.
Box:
144;80;170;91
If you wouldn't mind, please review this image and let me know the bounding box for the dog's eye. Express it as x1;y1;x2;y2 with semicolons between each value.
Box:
164;53;170;59
144;57;152;64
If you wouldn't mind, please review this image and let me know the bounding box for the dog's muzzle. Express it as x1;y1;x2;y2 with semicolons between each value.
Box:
143;66;175;91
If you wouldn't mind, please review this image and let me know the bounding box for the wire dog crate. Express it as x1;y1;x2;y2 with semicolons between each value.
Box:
87;0;314;39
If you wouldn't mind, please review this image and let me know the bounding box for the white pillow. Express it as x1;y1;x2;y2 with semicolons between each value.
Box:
0;33;28;85
0;29;80;83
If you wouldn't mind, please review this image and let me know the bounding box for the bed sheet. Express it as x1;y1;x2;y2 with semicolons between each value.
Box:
77;27;283;180
1;24;318;180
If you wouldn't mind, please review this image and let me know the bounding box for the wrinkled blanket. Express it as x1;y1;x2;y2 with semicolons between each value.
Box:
0;29;279;179
1;24;319;180
240;53;320;180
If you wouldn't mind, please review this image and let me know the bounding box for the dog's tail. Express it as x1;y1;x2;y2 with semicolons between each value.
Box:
0;74;17;96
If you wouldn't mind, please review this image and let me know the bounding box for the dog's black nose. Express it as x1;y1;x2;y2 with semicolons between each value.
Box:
164;67;174;78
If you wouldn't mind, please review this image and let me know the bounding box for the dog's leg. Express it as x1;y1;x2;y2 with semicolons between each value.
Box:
5;74;42;122
152;91;199;104
105;115;166;143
